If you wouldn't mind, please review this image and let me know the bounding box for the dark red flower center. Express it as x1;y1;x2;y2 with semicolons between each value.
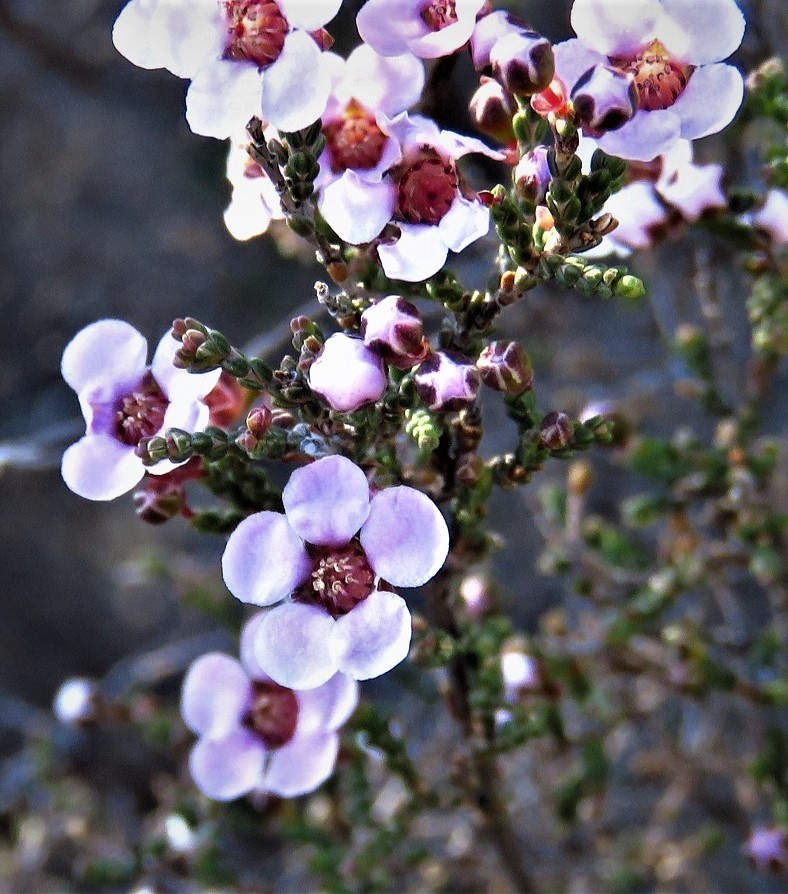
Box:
115;372;168;446
223;0;289;69
297;542;376;618
420;0;458;32
616;40;692;112
394;148;459;225
324;100;388;173
244;680;299;748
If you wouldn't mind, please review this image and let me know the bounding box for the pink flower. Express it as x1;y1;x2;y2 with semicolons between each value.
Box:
181;637;358;801
112;0;342;137
360;296;429;370
61;320;220;501
414;350;480;411
554;0;745;161
308;333;388;412
357;0;487;59
750;189;788;245
316;46;424;244
223;131;284;241
222;456;450;688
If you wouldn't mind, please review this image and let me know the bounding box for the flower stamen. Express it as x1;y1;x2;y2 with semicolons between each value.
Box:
223;0;289;69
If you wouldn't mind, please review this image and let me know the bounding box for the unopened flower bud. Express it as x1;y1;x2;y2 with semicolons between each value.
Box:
539;411;573;449
309;333;387;412
414;351;480;412
572;65;637;133
361;296;429;370
514;146;551;203
491;30;555;97
246;404;273;439
469;77;517;143
53;677;100;726
534;205;555;230
477;341;533;394
746;826;788;875
460;574;493;619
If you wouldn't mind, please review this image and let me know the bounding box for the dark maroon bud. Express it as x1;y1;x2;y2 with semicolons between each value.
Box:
572;64;637;133
246;404;273;439
539;411;573;449
469;77;517;144
361;295;429;370
414;351;480;412
477;341;533;394
491;30;555;97
514;146;551;204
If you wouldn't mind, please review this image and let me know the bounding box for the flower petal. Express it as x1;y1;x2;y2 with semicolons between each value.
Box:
361;486;449;587
672;63;744;141
240;612;275;681
262;31;331;132
222;511;312;606
61;435;144;501
411;0;483;59
604;181;667;248
341;46;425;116
186;59;263;140
264;731;339;797
377;222;449;282
438;196;490;253
595;109;681;162
751;189;788;245
189;729;264;801
254;603;338;689
181;653;251;736
112;0;170;71
151;331;221;403
283;455;371;547
295;673;359;736
319;172;396;244
330;590;411;680
61;319;147;395
658;0;745;64
308;333;387;413
656;162;726;221
153;0;225;78
277;0;342;30
356;0;427;57
570;0;663;57
552;38;607;93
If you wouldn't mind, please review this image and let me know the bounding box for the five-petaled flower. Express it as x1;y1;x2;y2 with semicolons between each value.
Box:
182;631;358;801
554;0;745;161
112;0;341;137
222;455;450;689
61;320;220;501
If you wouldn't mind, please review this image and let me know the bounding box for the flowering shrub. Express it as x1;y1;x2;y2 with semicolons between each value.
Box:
26;0;787;889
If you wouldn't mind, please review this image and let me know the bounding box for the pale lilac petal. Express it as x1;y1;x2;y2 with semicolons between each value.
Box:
61;319;147;395
330;591;411;679
264;731;338;796
283;455;371;547
751;190;788;245
658;0;745;64
672;64;744;141
186;59;263;140
189;729;264;801
378;223;449;282
181;653;251;736
153;0;225;78
308;334;387;413
411;0;484;59
433;129;506;161
570;0;663;57
239;613;274;681
295;674;359;736
604;181;667;249
387;112;442;150
356;0;427;57
112;0;170;71
595;109;681;162
222;512;312;606
151;331;221;402
224;181;279;240
656;162;726;221
438;196;490;253
278;0;342;30
253;603;338;689
262;31;331;132
341;46;425;116
361;486;449;587
319;172;396;244
552;38;607;93
61;435;144;501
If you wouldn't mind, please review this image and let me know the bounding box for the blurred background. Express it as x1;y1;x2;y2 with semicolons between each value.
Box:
0;0;786;890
